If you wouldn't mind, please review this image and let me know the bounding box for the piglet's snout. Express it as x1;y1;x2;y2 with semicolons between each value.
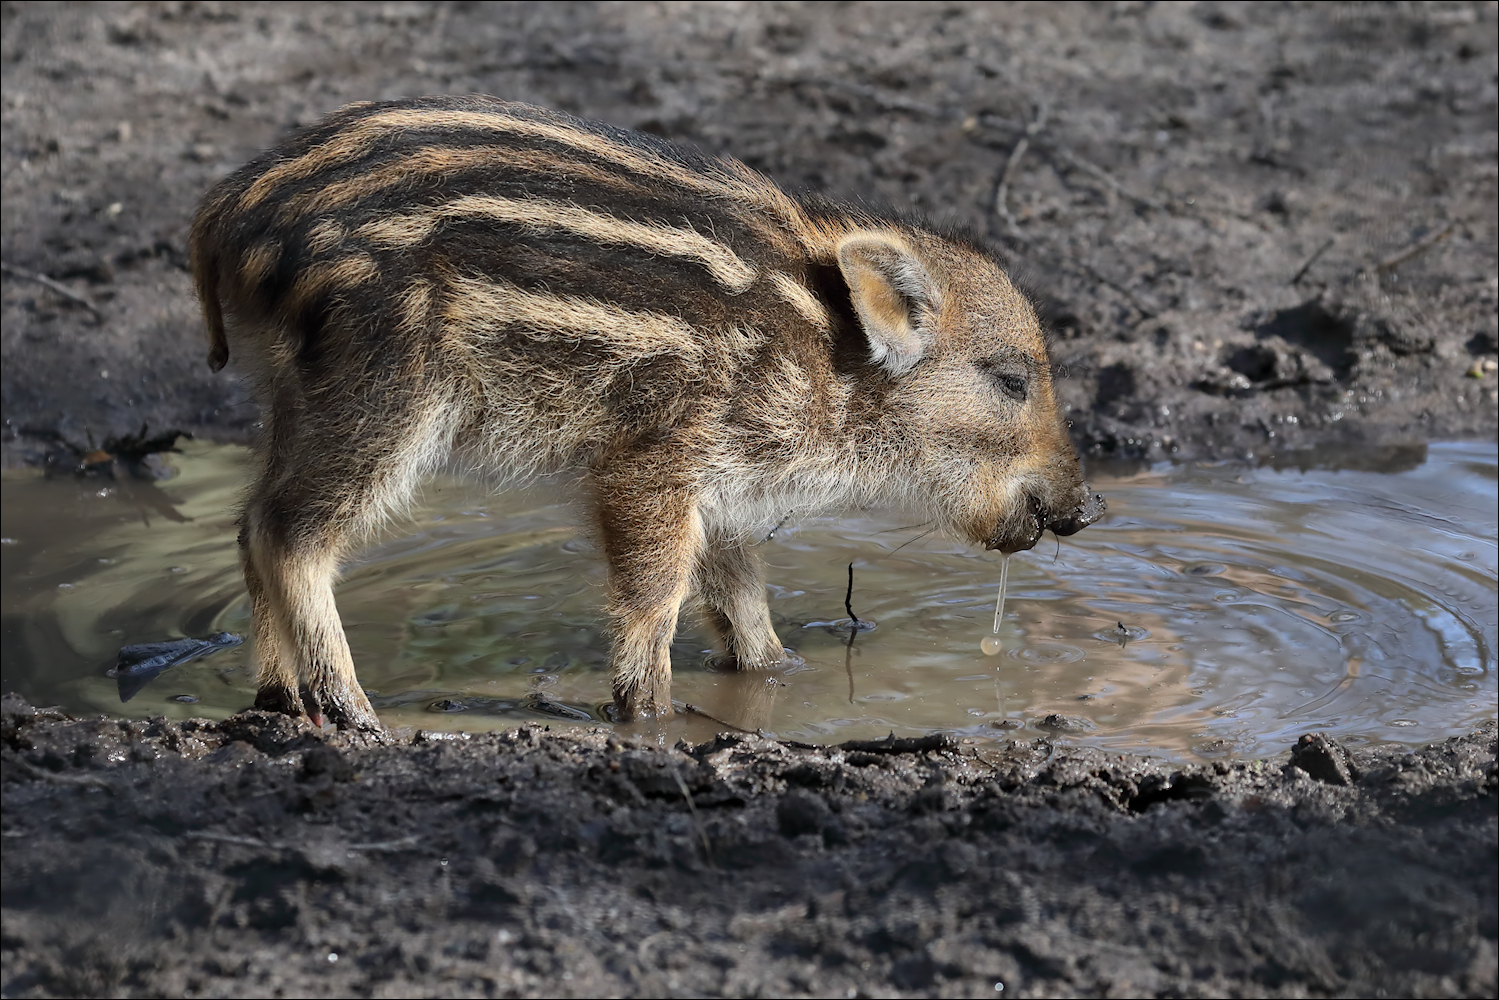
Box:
985;486;1106;554
1047;488;1107;537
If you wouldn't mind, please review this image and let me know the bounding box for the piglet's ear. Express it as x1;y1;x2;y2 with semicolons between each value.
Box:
836;232;942;378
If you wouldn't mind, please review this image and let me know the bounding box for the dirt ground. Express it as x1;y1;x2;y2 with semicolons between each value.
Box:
1;1;1496;464
2;3;1497;998
3;696;1496;999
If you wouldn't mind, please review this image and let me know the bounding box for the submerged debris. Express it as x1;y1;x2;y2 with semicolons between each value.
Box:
34;423;190;479
108;632;242;702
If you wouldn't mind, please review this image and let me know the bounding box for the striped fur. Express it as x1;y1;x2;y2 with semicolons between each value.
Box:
190;95;1102;729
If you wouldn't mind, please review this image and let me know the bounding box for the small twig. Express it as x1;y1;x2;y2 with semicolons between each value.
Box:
1290;237;1335;286
1375;222;1456;273
347;835;422;852
844;625;858;704
670;767;716;870
838;732;959;755
0;261;104;317
993;101;1049;240
678;701;756;734
183;830;422;852
994;136;1032;238
184;830;275;849
986;121;1170;327
989;186;1157;318
1070;252;1159;318
9;758;116;792
844;563;860;628
1014;233;1158;319
827;80;948;118
983;102;1158;318
1050;145;1168;213
841;560;866;701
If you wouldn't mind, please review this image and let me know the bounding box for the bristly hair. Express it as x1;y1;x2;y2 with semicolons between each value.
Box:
793;190;1074;357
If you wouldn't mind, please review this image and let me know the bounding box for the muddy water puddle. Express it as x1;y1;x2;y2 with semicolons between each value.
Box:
2;441;1494;761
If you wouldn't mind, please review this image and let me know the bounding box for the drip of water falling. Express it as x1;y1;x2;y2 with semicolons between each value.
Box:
992;553;1010;634
980;554;1010;656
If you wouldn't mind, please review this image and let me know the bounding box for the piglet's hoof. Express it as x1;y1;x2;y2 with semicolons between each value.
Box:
296;685;384;734
254;685;306;718
613;688;673;723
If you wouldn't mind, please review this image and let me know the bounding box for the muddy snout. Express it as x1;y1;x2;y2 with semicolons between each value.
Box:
1048;488;1107;537
986;487;1107;554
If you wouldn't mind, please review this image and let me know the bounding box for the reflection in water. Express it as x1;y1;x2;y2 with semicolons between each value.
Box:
1;441;1494;762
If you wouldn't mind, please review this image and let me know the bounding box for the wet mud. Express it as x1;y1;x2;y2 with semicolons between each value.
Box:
2;3;1497;997
2;696;1495;998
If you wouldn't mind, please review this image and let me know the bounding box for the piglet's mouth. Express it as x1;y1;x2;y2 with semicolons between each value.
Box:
984;490;1107;554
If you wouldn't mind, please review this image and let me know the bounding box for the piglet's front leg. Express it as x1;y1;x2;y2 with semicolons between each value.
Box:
696;531;785;670
595;478;704;722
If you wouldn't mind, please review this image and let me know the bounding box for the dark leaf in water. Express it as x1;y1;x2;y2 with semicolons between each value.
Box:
521;693;595;722
425;696;526;715
108;631;242;702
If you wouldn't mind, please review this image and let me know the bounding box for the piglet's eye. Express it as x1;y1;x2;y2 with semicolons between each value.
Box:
991;372;1028;402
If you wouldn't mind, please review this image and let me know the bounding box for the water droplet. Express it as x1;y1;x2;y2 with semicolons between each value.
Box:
440;858;449;866
980;635;1004;656
327;953;338;963
995;981;1005;992
1328;610;1361;623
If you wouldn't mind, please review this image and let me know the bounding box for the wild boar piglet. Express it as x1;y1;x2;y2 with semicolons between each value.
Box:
190;95;1104;729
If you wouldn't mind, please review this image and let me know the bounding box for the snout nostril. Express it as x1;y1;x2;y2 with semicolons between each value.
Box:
1044;491;1107;538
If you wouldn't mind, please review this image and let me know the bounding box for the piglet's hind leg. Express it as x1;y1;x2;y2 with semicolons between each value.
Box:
241;527;303;717
597;481;704;722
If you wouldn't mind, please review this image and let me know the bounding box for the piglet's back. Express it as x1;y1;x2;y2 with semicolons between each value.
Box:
187;96;874;474
192;100;829;364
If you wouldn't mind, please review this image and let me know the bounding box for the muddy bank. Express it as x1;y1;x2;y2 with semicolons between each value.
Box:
2;695;1494;998
2;2;1496;466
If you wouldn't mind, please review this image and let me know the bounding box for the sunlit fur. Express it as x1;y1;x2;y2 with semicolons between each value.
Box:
190;95;1100;728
